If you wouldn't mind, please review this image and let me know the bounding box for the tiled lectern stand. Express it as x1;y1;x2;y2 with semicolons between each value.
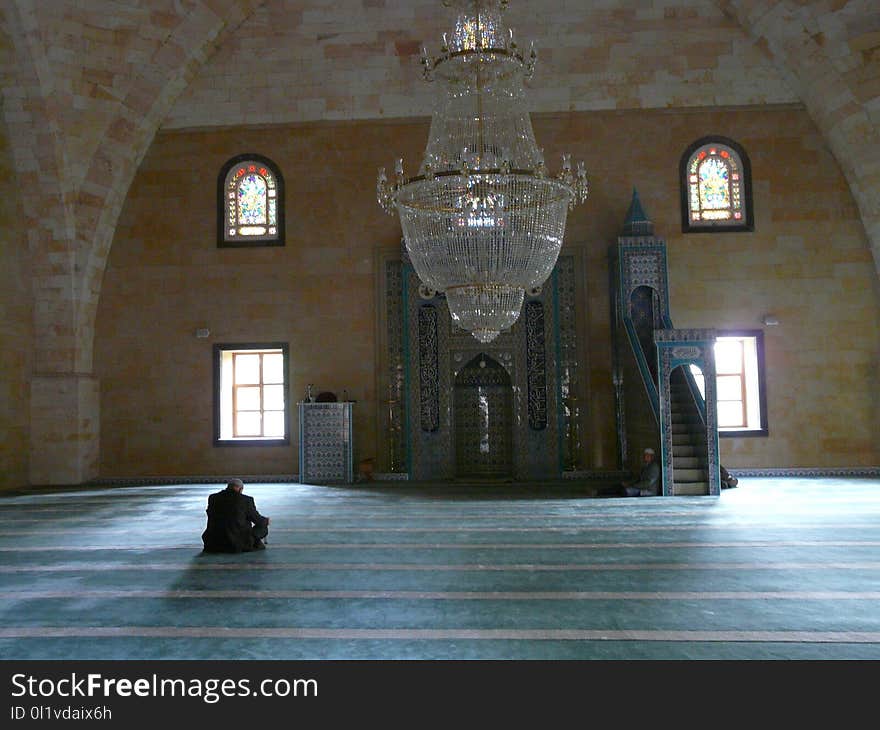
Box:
298;402;354;484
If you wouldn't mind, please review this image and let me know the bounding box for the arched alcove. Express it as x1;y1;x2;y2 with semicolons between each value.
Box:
629;285;661;383
453;354;514;479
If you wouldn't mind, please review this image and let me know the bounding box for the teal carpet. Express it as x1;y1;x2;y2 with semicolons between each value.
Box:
0;477;879;659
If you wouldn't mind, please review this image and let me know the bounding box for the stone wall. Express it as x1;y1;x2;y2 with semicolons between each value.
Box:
95;119;424;477
657;110;880;468
4;0;878;485
0;123;32;489
164;0;797;129
95;104;880;477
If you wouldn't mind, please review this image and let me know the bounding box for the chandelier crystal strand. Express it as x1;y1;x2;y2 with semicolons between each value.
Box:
378;0;588;342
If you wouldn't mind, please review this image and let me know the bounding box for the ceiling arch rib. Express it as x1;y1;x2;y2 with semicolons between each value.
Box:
713;0;880;276
0;0;78;373
72;0;268;372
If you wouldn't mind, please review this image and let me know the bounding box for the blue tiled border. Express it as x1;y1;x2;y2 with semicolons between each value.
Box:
82;467;880;487
732;467;880;477
89;475;298;486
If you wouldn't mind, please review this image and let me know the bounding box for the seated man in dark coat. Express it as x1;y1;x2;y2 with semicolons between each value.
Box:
596;447;661;497
202;478;270;553
620;447;661;497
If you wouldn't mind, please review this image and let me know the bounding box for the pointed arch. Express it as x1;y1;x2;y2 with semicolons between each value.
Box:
454;354;514;479
710;0;880;275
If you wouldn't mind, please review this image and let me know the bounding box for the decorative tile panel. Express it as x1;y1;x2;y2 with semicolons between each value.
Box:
619;243;670;321
418;304;439;432
398;258;566;481
298;402;354;484
525;300;547;430
405;267;452;480
555;256;580;469
385;259;406;472
731;468;880;478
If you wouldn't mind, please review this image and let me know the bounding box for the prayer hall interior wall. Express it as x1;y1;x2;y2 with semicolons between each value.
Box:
94;104;880;478
0;122;33;489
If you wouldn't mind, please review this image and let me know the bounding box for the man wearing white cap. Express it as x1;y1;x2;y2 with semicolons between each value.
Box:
621;448;661;497
202;478;271;553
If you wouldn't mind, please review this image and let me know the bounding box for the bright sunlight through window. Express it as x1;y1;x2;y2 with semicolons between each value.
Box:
215;344;289;443
689;333;765;434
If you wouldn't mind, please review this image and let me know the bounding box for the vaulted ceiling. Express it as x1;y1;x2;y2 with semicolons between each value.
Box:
1;0;878;373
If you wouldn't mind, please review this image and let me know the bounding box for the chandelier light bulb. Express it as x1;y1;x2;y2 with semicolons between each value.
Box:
377;0;589;342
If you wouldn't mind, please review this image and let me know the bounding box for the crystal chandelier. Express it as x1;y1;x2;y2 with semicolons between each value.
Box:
378;0;588;343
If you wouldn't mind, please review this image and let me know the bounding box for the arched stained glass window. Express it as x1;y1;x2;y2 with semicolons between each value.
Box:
218;154;284;247
680;137;753;233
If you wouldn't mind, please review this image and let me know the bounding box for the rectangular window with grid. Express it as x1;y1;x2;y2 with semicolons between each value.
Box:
690;331;767;436
214;343;290;445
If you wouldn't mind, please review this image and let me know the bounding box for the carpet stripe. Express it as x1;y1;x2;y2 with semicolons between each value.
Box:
3;590;880;600
4;540;880;551
3;480;880;659
3;524;880;533
0;514;844;525
2;494;878;506
2;561;879;573
5;505;880;514
1;627;878;643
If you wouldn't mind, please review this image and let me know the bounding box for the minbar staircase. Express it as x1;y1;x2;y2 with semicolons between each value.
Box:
612;188;721;496
669;368;709;495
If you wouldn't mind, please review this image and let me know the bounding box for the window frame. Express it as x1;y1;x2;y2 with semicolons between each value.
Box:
213;342;291;447
680;136;754;234
217;153;285;248
694;330;768;438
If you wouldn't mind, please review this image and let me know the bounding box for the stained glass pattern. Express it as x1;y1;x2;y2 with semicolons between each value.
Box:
222;158;282;244
699;158;729;210
686;143;745;226
238;174;267;224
